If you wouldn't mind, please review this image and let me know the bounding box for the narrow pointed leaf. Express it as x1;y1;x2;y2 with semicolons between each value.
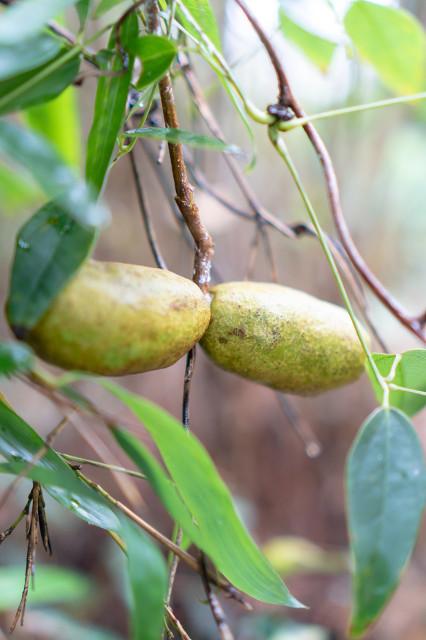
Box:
347;408;426;636
126;126;240;154
178;0;221;51
85;14;138;196
104;382;302;607
279;7;336;72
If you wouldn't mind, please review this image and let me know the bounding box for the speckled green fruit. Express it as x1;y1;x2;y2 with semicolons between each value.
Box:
200;282;366;395
27;261;211;376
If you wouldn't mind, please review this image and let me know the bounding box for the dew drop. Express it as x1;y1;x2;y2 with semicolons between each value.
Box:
18;239;30;251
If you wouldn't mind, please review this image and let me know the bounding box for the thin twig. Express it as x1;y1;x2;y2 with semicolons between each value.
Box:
234;0;425;343
166;606;193;640
200;555;234;640
60;453;147;480
129;147;168;269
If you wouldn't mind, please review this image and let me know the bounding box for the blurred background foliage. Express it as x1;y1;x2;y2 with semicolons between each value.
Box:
0;0;425;638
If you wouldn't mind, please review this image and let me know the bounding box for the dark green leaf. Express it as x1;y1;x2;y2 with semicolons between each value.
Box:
0;51;80;115
369;350;426;417
0;341;34;376
76;0;91;27
120;519;167;640
104;382;302;607
344;0;426;94
0;565;93;610
126;126;240;154
279;7;336;72
6;201;95;331
0;0;79;44
0;34;61;81
0;399;167;640
85;14;138;195
347;408;426;636
178;0;221;51
129;35;176;89
0;120;108;227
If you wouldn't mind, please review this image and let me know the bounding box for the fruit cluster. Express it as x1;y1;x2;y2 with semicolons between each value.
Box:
13;261;366;394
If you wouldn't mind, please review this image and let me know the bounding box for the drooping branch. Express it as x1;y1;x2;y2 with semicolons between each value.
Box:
234;0;426;344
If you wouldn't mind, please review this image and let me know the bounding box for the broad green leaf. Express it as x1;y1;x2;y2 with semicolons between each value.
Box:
345;1;426;94
129;35;177;89
25;85;82;168
0;120;108;227
347;408;426;636
6;201;95;331
121;518;167;640
279;7;336;72
0;341;34;377
126;126;240;154
0;51;80;115
0;565;93;611
0;0;79;44
177;0;221;51
369;350;426;417
85;14;138;196
0;34;61;81
0;163;41;215
104;382;302;607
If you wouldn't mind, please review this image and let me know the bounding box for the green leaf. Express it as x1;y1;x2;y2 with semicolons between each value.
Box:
121;518;167;640
178;0;221;51
103;382;302;607
92;0;128;19
369;350;426;417
0;341;34;377
6;201;95;332
0;34;61;81
126;126;240;154
76;0;91;27
0;399;167;640
129;35;177;89
0;0;79;44
24;85;82;168
278;7;336;72
0;163;41;215
85;14;138;196
346;408;426;636
0;565;93;611
0;120;108;227
344;0;426;94
0;51;80;115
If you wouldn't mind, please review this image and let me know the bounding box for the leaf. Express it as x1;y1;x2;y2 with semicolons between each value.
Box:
0;341;34;377
24;85;82;168
0;34;61;81
120;518;167;640
0;120;108;228
85;14;138;196
0;163;41;215
126;126;240;154
346;408;426;636
11;610;124;640
344;0;426;94
0;51;80;115
129;35;177;89
0;565;93;611
0;399;167;640
76;0;91;27
93;0;129;18
0;0;79;44
369;350;426;417
6;201;95;332
103;382;302;607
278;7;336;72
177;0;221;51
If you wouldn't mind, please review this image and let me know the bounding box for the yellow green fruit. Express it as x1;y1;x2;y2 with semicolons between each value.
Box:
27;260;210;376
200;282;366;395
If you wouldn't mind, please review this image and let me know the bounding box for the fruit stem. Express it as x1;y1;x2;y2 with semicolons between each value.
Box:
268;127;386;396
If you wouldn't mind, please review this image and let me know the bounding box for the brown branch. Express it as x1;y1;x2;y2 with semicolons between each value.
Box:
234;0;426;344
158;73;214;292
200;555;235;640
166;606;193;640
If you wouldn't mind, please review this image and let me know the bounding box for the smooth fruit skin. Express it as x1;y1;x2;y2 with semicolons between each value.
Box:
200;282;366;395
27;261;211;376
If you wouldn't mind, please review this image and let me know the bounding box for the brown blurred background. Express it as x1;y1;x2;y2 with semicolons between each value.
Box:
0;1;426;638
